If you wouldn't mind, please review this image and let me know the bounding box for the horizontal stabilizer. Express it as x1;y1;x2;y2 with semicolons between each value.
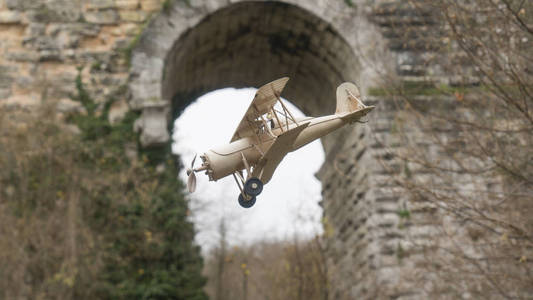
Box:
339;106;375;124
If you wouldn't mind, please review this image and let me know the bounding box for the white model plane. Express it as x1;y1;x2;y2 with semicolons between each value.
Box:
186;77;375;208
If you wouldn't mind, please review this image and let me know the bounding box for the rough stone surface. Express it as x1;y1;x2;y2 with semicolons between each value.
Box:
133;102;170;146
0;10;20;23
84;9;119;24
0;0;508;299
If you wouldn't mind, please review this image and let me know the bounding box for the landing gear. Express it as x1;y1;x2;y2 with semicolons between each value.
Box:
244;177;263;196
232;169;263;209
238;193;257;208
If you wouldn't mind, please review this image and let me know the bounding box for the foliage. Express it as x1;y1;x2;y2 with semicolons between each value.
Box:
0;72;206;299
203;233;329;300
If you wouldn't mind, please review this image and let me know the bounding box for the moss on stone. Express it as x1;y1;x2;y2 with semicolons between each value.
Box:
397;208;411;219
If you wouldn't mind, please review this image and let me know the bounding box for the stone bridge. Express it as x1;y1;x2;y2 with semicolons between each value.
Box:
0;0;443;298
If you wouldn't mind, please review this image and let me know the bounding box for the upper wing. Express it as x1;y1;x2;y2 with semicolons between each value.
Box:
252;122;309;184
230;77;290;142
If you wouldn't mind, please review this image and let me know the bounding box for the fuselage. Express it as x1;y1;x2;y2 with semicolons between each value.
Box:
200;113;349;181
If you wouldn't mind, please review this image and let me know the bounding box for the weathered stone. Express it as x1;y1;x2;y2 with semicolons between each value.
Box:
39;49;62;62
0;65;16;89
0;11;21;24
108;98;129;124
5;0;41;10
55;23;101;37
27;2;81;23
118;10;147;22
6;51;40;62
25;23;46;37
140;0;161;11
56;98;83;113
0;88;12;99
56;30;80;49
47;0;82;22
85;0;116;9
133;102;170;147
15;76;35;88
115;0;140;9
23;36;58;52
0;1;511;298
112;38;129;50
84;9;119;24
27;7;58;23
123;23;140;36
76;50;112;62
63;49;76;59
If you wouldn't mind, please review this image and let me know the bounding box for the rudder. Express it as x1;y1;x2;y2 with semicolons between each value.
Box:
335;82;366;115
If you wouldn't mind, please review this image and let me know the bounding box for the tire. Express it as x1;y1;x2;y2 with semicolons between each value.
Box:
238;193;256;208
244;177;263;196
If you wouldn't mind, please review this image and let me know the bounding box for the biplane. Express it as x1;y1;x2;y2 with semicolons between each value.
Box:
186;77;375;208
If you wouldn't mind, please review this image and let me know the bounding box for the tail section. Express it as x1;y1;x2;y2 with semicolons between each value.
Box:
335;82;375;123
336;82;366;114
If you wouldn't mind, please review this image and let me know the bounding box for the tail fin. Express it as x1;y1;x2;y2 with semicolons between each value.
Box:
335;82;367;115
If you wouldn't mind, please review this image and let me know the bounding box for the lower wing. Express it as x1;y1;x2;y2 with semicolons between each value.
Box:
252;122;309;184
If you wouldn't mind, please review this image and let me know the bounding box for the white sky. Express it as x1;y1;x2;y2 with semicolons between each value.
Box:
172;88;324;252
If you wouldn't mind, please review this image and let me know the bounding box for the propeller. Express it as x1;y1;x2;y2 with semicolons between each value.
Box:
186;154;197;193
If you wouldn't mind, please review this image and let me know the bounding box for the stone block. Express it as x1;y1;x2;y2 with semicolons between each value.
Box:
108;98;129;124
52;23;101;38
115;0;140;9
56;98;83;113
118;10;148;22
86;0;116;9
0;88;12;99
5;0;41;10
122;23;139;35
39;49;62;62
140;0;162;11
25;23;46;37
0;65;15;89
0;11;21;24
23;36;58;52
134;103;170;147
6;51;40;62
84;9;119;24
27;2;81;23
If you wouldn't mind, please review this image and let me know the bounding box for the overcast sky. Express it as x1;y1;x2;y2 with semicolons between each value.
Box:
172;88;324;252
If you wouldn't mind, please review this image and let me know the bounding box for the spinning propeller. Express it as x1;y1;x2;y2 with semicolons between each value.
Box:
186;154;197;193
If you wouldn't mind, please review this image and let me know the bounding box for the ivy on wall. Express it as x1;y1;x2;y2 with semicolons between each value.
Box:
0;70;207;299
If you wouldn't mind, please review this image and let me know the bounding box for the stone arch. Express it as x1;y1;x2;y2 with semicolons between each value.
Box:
128;1;387;298
129;0;368;148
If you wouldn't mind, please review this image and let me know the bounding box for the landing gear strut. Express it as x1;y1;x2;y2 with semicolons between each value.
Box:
232;170;263;208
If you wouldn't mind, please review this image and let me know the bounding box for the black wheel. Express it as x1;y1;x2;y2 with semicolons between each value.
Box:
238;193;256;208
244;177;263;196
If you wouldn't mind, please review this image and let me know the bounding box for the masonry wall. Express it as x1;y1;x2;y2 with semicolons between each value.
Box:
0;0;492;299
0;0;164;117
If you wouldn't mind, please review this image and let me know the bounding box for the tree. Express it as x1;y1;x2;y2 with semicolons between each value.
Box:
0;71;207;299
203;234;329;300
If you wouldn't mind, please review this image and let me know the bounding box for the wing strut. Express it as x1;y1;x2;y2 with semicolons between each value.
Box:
278;97;299;127
259;114;276;138
271;108;284;133
270;83;299;131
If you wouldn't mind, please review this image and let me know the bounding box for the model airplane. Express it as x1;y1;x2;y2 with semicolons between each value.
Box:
186;77;375;208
